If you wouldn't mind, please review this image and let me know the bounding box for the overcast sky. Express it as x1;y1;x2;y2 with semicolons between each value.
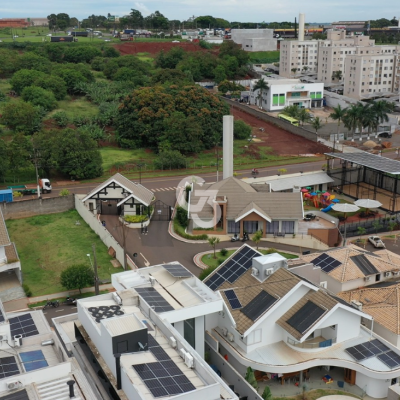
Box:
1;0;399;22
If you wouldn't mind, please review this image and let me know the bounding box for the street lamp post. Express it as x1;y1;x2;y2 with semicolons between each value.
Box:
137;163;144;184
87;244;99;295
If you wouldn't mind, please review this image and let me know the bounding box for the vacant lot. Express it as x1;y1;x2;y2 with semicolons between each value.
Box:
6;210;122;296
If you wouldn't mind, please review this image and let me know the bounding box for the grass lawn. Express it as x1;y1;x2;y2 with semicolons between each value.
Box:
202;249;298;269
100;147;156;171
49;96;99;119
6;209;123;296
274;389;360;400
136;52;154;63
248;50;280;63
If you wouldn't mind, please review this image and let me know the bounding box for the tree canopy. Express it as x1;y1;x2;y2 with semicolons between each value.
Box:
60;264;94;293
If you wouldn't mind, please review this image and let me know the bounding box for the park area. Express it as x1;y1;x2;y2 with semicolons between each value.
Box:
6;210;123;296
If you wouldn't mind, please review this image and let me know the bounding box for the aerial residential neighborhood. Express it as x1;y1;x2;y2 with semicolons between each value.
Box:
2;4;400;400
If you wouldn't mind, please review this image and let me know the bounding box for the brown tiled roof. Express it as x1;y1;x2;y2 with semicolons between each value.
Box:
83;173;154;206
5;243;18;262
338;284;400;334
235;202;271;222
298;244;398;282
0;208;10;246
190;177;303;220
220;267;302;334
276;290;338;340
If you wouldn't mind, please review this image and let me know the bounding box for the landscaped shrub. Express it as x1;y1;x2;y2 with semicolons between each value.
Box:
22;283;32;297
53;111;70;127
176;206;188;228
59;189;70;196
220;248;228;256
173;219;208;241
124;215;148;223
154;150;187;170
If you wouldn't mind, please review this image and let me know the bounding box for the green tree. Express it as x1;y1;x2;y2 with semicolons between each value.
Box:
208;237;220;259
291;67;297;77
10;69;46;95
155;47;186;69
154;150;187;170
0;140;9;180
245;367;258;390
282;104;300;119
129;9;144;28
298;108;311;126
60;264;94;294
15;52;52;73
145;10;169;30
7;133;33;181
151;69;193;86
21;86;57;111
213;65;227;84
56;13;71;30
195;15;217;28
63;46;102;63
176;206;188;227
2;101;42;134
261;386;272;400
388;220;397;233
372;221;383;233
49;128;103;179
253;78;269;109
219;40;249;67
103;47;120;58
357;226;366;240
312;117;323;137
234;120;252;140
34;75;67;101
47;14;57;30
331;70;343;81
253;230;263;250
330;104;347;138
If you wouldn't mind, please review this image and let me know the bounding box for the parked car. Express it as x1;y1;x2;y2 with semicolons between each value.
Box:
377;131;392;138
368;236;385;248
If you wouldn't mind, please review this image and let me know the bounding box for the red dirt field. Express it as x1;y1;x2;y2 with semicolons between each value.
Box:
231;107;331;156
115;41;207;55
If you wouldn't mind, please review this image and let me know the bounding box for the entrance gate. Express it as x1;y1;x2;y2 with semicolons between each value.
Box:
151;200;172;221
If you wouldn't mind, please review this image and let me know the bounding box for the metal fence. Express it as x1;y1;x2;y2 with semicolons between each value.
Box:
339;214;400;238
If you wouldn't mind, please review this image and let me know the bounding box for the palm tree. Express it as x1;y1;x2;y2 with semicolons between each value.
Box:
291;67;297;77
208;236;220;259
312;117;323;138
298;108;311;126
329;104;347;139
253;78;269;109
360;103;376;138
371;100;394;137
253;230;263;250
282;104;300;119
302;66;309;74
331;70;343;81
345;103;363;140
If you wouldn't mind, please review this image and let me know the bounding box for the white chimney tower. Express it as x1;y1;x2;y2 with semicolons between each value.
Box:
299;13;305;41
223;115;234;180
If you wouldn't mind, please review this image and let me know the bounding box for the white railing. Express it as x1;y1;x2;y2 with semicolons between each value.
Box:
287;337;337;349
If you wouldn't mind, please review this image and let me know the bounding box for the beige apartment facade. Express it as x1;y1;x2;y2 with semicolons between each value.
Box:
344;50;399;99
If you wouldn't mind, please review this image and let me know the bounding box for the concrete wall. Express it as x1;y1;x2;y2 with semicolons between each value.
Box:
242;38;277;52
75;195;125;266
231;29;274;44
225;99;317;142
308;227;340;247
0;195;74;220
356;371;390;398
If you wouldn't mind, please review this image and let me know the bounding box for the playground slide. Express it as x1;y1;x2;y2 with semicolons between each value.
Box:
321;204;333;212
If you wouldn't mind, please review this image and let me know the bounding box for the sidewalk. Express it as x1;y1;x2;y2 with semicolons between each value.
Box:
2;283;114;313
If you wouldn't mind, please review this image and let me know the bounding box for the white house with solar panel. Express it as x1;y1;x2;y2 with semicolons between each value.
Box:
202;244;400;399
0;299;97;399
53;262;244;400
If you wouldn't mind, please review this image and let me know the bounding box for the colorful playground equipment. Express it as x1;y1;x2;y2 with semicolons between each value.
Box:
302;189;339;212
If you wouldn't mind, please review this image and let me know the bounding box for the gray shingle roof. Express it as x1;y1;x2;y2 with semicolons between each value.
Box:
189;177;303;220
82;173;154;206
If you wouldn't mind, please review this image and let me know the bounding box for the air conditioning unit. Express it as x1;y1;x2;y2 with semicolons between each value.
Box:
0;334;7;341
364;276;371;281
184;353;194;368
14;335;22;347
222;327;228;336
384;272;391;277
320;281;327;289
112;292;122;306
170;337;177;348
179;348;187;360
252;267;259;276
149;276;156;287
7;381;23;391
227;332;234;342
265;268;273;276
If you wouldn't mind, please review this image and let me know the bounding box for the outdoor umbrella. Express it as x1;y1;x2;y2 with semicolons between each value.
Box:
323;192;331;197
354;199;382;209
306;187;312;190
332;203;360;219
310;192;317;196
332;199;340;203
301;188;309;193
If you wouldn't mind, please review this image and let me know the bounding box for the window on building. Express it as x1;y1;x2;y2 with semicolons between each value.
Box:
281;221;295;234
184;318;196;349
267;221;279;234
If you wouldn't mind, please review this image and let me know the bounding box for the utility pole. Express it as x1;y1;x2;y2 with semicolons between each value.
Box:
31;148;41;199
92;244;99;295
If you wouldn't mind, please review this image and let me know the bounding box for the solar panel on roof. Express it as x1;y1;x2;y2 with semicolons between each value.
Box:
377;350;400;368
224;289;242;310
135;288;174;313
204;246;260;291
286;301;326;334
0;356;19;379
345;339;389;361
351;254;379;276
20;350;48;372
9;314;38;338
162;264;192;278
310;253;341;273
241;290;277;321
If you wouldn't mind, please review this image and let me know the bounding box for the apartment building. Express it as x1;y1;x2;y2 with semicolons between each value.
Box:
344;46;400;99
